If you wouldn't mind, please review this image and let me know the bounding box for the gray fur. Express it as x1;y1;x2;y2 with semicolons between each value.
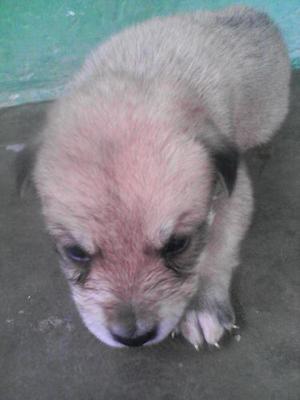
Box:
72;5;290;150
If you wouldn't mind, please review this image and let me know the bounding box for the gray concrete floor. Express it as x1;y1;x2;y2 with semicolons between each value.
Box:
1;72;300;400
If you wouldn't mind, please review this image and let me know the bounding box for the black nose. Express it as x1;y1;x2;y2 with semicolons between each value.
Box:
111;327;157;347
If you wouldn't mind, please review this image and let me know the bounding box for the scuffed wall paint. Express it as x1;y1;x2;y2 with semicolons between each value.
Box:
0;0;299;107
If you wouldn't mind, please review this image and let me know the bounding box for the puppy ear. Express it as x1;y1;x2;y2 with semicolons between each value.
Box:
212;145;239;195
15;141;38;197
194;116;239;195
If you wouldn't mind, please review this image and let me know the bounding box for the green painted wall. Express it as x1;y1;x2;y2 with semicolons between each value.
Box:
1;0;299;107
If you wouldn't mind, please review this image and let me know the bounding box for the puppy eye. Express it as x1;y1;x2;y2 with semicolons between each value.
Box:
64;245;91;263
162;235;191;256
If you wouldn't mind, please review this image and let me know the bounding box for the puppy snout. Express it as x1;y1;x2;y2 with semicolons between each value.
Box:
109;304;157;346
110;326;157;347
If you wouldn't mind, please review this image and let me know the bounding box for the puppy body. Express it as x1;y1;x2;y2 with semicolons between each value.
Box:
32;6;290;347
73;5;290;150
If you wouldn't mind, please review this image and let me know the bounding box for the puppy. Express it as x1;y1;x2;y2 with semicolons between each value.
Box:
18;6;290;348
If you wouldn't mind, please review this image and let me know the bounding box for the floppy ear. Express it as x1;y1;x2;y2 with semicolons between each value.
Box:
15;141;39;196
194;116;239;195
179;94;239;195
192;115;239;196
212;145;239;195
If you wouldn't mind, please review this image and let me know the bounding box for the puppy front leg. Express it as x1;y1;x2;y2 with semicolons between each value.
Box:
180;256;237;349
179;162;253;349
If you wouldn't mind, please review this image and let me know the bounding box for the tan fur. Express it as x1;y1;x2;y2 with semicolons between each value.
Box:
30;6;290;347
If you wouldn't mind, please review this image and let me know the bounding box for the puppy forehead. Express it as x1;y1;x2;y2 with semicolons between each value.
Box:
37;99;212;244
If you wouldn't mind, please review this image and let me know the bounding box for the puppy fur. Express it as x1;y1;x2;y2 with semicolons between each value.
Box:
25;6;290;347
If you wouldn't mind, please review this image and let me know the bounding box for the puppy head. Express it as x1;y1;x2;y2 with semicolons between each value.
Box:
29;79;237;347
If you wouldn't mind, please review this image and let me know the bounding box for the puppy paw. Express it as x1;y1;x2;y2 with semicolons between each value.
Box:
179;301;236;349
178;310;204;350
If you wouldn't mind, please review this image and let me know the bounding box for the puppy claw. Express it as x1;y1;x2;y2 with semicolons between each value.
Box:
213;342;220;349
231;324;239;330
171;331;176;339
198;311;224;345
179;310;204;348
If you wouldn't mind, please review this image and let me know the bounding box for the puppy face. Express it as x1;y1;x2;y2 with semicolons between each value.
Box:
33;87;215;347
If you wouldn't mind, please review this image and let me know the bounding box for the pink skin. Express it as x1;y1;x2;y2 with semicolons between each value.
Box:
35;95;214;346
